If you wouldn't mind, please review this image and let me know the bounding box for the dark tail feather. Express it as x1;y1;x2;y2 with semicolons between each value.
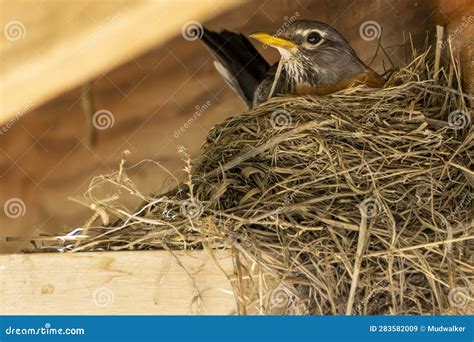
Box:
199;28;270;107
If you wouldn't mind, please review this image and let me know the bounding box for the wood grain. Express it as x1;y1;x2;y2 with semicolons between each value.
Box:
0;0;242;124
0;250;237;315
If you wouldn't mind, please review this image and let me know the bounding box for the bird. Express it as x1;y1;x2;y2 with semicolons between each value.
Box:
199;19;385;108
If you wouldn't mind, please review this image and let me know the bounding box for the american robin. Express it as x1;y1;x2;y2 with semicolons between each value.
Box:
200;19;385;108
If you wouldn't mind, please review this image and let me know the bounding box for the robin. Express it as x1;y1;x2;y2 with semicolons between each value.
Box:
199;19;385;108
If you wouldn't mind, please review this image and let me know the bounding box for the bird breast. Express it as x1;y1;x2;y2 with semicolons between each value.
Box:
281;57;318;93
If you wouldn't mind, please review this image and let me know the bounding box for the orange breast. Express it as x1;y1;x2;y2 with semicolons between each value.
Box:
293;70;386;96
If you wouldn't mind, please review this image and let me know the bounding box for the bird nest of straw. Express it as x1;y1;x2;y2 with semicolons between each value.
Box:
29;45;472;315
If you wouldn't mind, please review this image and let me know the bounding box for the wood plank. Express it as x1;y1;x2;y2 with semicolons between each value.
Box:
0;250;237;315
0;0;243;124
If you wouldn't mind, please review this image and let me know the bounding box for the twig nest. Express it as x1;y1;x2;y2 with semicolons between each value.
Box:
38;49;473;315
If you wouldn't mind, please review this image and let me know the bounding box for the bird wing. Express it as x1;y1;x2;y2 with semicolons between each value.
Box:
199;28;270;107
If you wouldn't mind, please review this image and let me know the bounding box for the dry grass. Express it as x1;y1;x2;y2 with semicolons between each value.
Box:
27;43;473;315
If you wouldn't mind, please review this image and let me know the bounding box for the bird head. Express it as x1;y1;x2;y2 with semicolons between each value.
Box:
250;20;366;87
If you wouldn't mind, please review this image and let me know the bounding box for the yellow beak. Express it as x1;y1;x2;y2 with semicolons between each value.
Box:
249;32;296;49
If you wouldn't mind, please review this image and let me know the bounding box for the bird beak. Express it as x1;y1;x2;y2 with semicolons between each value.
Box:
249;33;296;50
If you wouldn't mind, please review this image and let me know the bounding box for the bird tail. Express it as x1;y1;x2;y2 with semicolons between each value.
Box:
199;28;270;107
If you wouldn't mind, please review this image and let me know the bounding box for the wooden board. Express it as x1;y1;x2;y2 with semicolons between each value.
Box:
0;250;237;315
0;0;243;124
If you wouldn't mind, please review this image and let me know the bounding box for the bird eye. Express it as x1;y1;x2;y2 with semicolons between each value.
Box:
307;32;322;45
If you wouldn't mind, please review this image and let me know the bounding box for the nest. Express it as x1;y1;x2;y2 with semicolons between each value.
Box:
30;45;473;315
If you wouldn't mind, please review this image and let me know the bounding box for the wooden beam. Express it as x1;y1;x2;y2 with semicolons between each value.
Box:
0;0;243;124
0;250;237;315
